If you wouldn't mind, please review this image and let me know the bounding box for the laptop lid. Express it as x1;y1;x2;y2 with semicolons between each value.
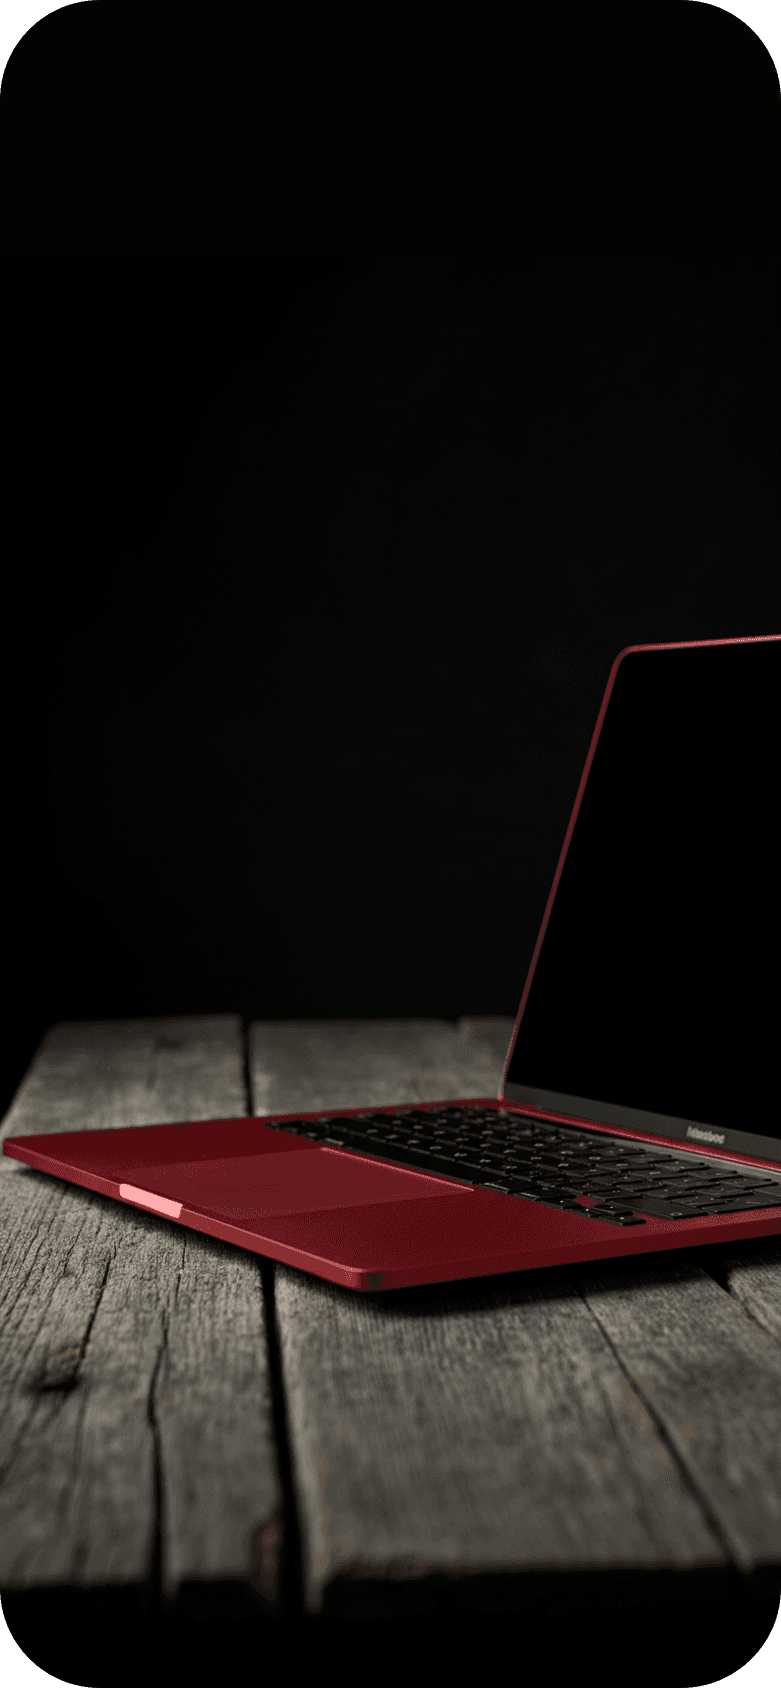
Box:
502;635;781;1166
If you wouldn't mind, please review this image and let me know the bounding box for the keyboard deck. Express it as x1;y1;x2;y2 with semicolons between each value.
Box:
264;1105;781;1227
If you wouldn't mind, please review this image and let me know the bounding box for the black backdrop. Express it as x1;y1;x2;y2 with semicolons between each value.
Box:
1;0;781;1127
0;12;780;1684
4;249;777;1124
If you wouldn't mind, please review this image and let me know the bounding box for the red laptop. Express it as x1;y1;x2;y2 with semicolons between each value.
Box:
6;635;781;1291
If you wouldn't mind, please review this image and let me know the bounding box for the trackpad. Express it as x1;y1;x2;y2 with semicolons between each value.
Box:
121;1147;472;1219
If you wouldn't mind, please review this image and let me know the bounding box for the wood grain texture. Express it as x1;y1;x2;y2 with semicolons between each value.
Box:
5;1014;781;1631
576;1257;781;1575
275;1265;728;1616
248;1016;512;1118
0;1017;282;1614
249;1017;751;1616
0;1016;247;1164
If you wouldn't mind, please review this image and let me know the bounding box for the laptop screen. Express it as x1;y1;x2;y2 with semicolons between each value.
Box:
503;637;781;1162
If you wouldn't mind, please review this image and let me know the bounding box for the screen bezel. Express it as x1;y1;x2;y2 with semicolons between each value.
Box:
500;634;781;1167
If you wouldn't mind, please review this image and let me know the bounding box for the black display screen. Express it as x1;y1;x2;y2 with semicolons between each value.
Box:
504;639;780;1152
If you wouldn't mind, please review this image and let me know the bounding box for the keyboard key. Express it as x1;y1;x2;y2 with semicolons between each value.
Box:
727;1178;780;1192
630;1196;716;1219
700;1194;781;1214
585;1213;647;1227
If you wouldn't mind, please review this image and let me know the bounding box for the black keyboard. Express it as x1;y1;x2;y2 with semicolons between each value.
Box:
263;1105;781;1228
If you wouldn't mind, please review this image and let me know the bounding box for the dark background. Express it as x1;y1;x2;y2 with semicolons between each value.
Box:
4;248;777;1123
2;17;779;1129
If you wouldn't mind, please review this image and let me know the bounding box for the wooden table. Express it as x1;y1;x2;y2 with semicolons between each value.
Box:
2;1016;780;1685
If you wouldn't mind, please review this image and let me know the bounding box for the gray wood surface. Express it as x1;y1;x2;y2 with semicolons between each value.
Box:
0;1017;282;1614
3;1014;781;1630
248;1016;510;1119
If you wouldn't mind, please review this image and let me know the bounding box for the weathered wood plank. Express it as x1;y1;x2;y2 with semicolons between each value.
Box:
249;1016;512;1118
249;1017;732;1617
0;1017;282;1615
274;1265;728;1616
716;1241;781;1345
8;1013;779;1635
575;1257;781;1575
0;1016;247;1163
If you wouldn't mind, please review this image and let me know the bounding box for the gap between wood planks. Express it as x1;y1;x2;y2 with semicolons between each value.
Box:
243;1015;305;1620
